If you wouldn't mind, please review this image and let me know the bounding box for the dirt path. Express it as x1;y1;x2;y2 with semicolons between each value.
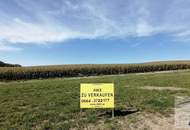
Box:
175;97;190;129
76;112;176;130
121;112;174;130
139;86;187;91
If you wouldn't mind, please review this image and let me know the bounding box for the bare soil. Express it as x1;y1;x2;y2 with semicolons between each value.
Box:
139;86;187;91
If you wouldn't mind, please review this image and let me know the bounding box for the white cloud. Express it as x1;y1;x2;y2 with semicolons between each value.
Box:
0;18;84;44
0;0;190;46
0;44;21;52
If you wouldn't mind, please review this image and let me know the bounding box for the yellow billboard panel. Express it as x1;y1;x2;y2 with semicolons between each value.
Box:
80;83;114;108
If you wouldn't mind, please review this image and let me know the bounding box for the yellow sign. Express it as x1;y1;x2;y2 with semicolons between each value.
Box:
80;83;114;108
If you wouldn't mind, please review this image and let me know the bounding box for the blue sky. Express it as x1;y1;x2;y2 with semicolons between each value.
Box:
0;0;190;66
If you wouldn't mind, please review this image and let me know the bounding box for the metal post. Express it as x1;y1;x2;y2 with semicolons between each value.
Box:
80;109;82;118
112;108;114;118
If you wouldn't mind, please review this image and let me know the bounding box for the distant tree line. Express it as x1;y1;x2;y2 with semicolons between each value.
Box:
0;61;21;67
0;62;190;80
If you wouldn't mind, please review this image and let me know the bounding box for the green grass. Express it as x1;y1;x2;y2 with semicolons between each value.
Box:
0;70;190;129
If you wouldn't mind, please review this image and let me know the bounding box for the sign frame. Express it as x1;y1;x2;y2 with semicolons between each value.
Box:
80;83;115;118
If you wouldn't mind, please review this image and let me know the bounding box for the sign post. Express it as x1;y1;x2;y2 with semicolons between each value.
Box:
80;83;114;117
112;108;114;118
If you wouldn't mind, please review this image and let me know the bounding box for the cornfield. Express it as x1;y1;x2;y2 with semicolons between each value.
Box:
0;61;190;80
